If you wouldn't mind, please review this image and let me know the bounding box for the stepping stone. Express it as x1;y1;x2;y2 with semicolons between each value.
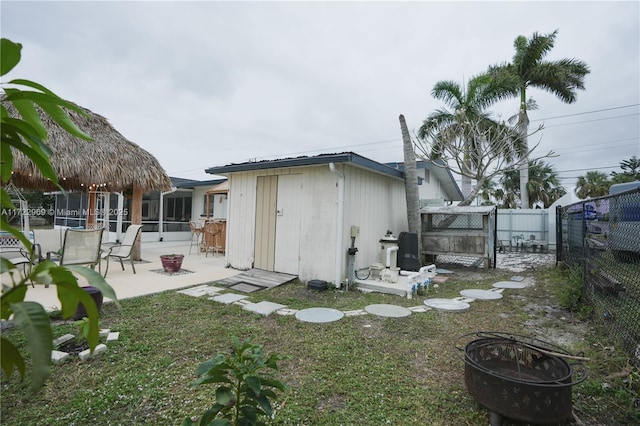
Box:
295;307;345;323
243;301;286;316
178;285;222;297
460;289;503;300
493;281;527;289
53;334;74;347
107;332;120;342
424;298;470;311
211;293;248;304
510;276;525;282
433;275;449;284
364;304;411;318
409;306;430;313
435;268;454;274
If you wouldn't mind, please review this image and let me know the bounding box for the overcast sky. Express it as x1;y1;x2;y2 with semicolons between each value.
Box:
2;1;639;192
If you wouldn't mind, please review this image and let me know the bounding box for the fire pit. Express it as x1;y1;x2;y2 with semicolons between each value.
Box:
456;332;588;425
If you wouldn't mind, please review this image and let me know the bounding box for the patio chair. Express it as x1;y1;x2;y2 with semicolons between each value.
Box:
0;231;35;274
32;228;64;262
203;221;224;257
50;228;104;273
101;224;143;277
189;221;204;255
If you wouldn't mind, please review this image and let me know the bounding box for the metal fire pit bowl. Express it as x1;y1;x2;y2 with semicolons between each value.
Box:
455;332;588;425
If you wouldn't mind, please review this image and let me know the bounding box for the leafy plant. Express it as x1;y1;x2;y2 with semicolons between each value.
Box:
73;317;91;344
1;38;118;390
555;265;584;312
183;337;287;426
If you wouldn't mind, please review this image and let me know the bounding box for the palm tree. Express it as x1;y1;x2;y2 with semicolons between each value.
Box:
575;171;611;199
611;155;640;183
478;178;498;205
489;30;590;208
418;74;517;198
500;159;566;208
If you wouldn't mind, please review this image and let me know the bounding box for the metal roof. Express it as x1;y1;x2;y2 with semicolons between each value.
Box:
205;152;404;179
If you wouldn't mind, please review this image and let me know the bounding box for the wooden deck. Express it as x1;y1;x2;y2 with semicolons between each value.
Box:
215;268;297;292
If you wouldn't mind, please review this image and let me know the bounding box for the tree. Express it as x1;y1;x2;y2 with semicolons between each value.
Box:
416;112;548;206
1;38;118;390
611;155;640;183
499;159;566;208
399;114;420;235
575;171;611;199
478;179;498;205
418;74;518;198
489;29;590;208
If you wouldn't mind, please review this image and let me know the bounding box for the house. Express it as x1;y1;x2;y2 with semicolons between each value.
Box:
205;152;462;286
52;177;228;242
385;160;464;206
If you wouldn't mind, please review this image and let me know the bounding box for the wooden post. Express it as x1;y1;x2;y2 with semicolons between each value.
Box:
131;184;143;260
87;191;97;228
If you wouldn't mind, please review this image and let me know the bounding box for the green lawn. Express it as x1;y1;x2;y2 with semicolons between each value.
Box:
2;266;638;425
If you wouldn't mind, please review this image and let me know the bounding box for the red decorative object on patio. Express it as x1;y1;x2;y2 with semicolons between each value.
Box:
160;254;184;273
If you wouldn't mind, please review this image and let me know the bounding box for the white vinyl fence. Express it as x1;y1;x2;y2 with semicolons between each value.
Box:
497;208;555;251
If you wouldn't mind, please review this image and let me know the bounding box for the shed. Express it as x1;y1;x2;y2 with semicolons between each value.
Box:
206;152;463;285
420;205;497;270
206;152;413;286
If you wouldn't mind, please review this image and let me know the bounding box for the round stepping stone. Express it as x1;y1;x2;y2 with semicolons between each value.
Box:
364;304;411;318
424;298;470;311
295;307;344;323
493;281;527;289
459;289;503;300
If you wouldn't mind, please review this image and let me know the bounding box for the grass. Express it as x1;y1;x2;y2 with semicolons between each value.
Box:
2;265;638;425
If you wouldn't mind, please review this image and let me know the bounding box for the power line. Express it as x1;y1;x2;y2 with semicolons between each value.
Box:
530;103;640;122
543;113;639;129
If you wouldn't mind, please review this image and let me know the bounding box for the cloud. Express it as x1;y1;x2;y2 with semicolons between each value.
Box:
1;1;638;187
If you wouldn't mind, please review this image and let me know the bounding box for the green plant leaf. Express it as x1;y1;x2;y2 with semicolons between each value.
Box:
65;265;119;306
245;375;261;396
36;100;92;141
0;141;13;182
10;301;52;390
5;78;58;97
255;395;273;417
0;280;27;319
200;404;227;425
239;405;257;423
260;377;287;392
0;129;60;187
6;95;48;140
0;38;21;76
0;337;26;380
215;386;234;407
56;281;100;350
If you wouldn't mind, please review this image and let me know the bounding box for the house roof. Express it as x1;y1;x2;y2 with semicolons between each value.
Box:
205;152;405;179
385;160;464;202
170;177;226;189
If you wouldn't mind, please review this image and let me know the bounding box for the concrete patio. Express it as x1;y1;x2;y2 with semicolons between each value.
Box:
18;240;239;311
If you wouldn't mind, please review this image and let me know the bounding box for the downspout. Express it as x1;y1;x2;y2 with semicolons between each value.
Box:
329;163;344;289
158;187;177;241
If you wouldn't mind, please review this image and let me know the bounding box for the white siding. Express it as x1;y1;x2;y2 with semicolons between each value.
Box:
224;164;407;284
342;165;407;277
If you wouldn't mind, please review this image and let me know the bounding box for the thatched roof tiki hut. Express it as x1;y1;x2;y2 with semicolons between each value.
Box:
3;96;172;259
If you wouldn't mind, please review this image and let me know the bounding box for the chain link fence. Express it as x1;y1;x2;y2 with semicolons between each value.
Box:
557;185;640;362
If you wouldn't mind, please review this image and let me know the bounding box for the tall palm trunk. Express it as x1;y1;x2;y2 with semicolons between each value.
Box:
518;91;530;208
399;114;420;235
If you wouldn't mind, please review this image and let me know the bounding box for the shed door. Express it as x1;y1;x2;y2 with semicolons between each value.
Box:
274;174;303;275
254;176;278;270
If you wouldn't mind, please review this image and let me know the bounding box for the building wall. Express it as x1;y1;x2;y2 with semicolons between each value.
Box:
224;163;408;284
342;164;408;275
